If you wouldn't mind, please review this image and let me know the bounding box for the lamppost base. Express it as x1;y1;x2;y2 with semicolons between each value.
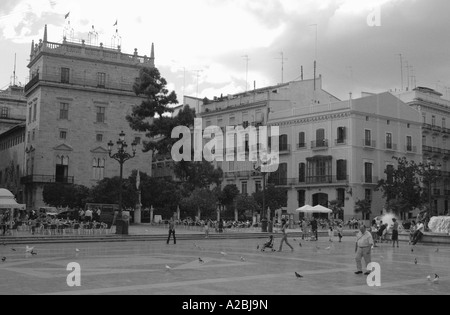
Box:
115;218;129;235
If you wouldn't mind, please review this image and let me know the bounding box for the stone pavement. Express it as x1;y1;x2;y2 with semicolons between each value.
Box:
0;235;448;295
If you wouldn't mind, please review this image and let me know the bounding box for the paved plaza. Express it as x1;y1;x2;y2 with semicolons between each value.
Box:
0;234;449;296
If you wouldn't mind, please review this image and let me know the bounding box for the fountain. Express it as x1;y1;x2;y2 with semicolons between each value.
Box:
428;217;450;234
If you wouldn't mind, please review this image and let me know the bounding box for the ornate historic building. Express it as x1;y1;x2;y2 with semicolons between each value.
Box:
21;25;154;209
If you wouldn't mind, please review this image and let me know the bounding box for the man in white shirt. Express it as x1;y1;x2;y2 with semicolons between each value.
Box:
355;225;374;275
411;221;425;246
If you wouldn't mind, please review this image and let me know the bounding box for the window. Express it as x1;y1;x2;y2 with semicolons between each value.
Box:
61;68;70;84
337;127;346;144
134;137;141;145
387;120;390;125
96;134;103;142
298;190;306;207
432;116;436;126
60;103;69;120
279;135;288;151
386;165;394;184
242;182;248;195
365;130;372;146
365;189;372;202
56;156;69;183
422;114;426;124
1;107;9;119
443;118;446;129
97;72;106;88
33;103;37;121
96;107;106;123
299;163;306;183
28;107;32;122
92;158;106;180
364;163;373;183
60;130;67;140
268;163;287;186
336;160;347;181
366;116;369;121
298;132;306;148
386;133;392;149
255;181;262;193
32;130;35;141
337;188;345;208
406;136;413;151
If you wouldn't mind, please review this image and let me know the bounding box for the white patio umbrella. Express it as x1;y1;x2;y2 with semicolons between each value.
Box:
0;189;26;229
310;205;333;214
296;205;314;212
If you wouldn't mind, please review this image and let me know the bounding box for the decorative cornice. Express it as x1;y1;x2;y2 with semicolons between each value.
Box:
269;112;351;127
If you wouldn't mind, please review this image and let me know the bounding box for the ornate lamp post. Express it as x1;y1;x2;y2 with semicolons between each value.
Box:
421;158;442;218
108;131;137;235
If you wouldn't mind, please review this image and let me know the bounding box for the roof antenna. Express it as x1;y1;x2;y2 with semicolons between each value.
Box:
11;53;17;86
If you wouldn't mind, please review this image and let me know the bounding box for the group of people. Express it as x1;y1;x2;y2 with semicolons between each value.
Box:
78;208;102;222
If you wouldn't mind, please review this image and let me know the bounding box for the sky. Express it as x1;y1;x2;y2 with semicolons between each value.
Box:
1;0;450;102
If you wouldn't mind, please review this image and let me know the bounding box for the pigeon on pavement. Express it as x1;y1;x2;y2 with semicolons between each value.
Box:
220;252;227;256
415;258;418;265
433;274;440;284
295;272;303;279
165;265;172;270
75;249;80;252
11;248;16;252
427;275;432;281
31;251;37;256
257;245;260;250
199;258;204;264
240;257;246;262
26;246;34;253
1;257;6;262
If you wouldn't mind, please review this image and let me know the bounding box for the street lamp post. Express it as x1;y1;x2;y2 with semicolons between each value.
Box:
254;159;270;233
422;158;442;218
108;131;137;235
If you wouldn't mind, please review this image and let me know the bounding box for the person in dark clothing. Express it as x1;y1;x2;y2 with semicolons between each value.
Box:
167;218;176;245
310;217;318;241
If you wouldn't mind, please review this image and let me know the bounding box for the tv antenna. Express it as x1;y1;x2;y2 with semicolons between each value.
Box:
242;55;250;93
276;52;288;84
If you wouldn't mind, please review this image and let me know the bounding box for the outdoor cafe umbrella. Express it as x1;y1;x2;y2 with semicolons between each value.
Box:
0;189;26;229
296;205;314;213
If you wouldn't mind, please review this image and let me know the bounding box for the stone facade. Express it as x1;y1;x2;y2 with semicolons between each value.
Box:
0;85;26;133
22;25;155;209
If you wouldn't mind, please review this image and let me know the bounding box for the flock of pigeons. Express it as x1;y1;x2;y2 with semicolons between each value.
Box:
0;240;443;285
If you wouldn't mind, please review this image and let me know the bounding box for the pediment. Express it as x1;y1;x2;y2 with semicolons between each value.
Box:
53;144;73;151
91;146;109;154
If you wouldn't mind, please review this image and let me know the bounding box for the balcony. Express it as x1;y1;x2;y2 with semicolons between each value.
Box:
279;144;291;155
422;145;433;154
384;143;398;151
267;177;297;186
405;146;417;154
432;125;442;135
311;140;329;151
362;176;379;184
24;75;40;93
363;140;376;149
306;175;349;185
21;175;75;185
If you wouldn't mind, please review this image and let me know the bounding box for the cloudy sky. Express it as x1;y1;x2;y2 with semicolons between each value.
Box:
1;0;450;102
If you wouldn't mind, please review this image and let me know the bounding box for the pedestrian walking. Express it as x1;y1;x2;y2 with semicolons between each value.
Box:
301;219;309;240
328;226;334;242
310;217;318;241
278;219;294;252
355;225;374;275
337;224;343;243
409;221;416;245
204;220;210;238
391;218;400;248
167;217;176;245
